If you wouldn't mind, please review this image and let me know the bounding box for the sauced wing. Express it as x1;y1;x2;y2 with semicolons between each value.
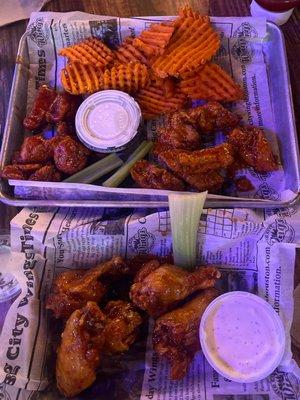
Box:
46;256;127;319
153;288;218;379
56;302;106;397
130;264;220;317
103;300;143;354
229;126;278;172
130;160;185;191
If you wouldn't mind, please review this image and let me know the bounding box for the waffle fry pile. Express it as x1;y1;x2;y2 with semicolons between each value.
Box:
59;6;243;119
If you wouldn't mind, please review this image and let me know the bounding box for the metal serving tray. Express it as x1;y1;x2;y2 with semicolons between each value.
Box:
0;21;299;209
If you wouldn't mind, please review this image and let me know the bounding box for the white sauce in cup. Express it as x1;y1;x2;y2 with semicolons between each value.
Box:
200;292;285;383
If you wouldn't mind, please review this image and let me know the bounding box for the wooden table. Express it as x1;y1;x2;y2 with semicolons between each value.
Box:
0;0;299;379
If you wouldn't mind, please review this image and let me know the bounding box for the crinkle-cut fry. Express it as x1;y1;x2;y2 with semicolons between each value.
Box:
61;62;102;95
114;37;149;65
101;62;149;93
59;37;114;69
151;16;220;78
179;62;244;101
132;22;175;57
136;82;187;119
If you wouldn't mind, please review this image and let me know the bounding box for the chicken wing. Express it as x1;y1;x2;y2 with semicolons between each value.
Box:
28;164;62;181
130;160;185;191
153;288;218;380
130;265;220;317
46;92;82;124
46;256;127;319
0;163;44;180
188;102;240;133
157;143;234;174
19;135;52;164
23;85;57;131
229;126;278;172
53;136;90;175
180;170;224;192
156;123;200;150
167;102;240;134
103;300;143;354
56;301;106;397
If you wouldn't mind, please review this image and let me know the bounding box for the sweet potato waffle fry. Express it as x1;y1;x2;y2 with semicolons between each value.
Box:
136;81;187;119
101;62;149;93
179;62;244;101
151;15;220;78
61;62;102;95
59;38;114;69
114;37;149;65
133;22;175;57
178;5;204;20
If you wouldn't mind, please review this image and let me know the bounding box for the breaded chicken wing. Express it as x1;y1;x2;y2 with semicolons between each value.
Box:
181;170;224;192
229;126;278;172
130;265;220;317
157;143;234;174
23;85;57;131
46;92;82;124
188;101;240;133
156;123;200;150
167;102;240;134
46;256;127;319
130;160;185;191
153;288;218;380
103;300;143;354
56;301;106;397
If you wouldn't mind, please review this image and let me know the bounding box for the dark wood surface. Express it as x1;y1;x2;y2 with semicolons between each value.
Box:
0;0;299;368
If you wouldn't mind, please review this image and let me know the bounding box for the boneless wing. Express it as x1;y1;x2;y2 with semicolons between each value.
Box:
153;288;218;380
130;160;185;191
56;301;106;397
229;126;278;172
166;102;240;134
130;264;220;317
156;123;200;150
157;143;234;174
54;136;90;175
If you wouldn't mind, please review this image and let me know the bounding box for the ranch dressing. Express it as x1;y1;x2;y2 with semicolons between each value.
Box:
200;292;285;382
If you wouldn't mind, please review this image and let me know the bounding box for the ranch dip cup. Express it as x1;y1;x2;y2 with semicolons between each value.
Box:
200;291;285;383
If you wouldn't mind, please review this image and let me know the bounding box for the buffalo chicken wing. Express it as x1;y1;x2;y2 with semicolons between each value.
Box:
23;85;57;131
130;264;220;317
153;288;218;379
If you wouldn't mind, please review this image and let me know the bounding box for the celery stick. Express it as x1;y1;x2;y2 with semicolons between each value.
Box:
169;191;207;269
102;141;153;187
64;153;123;184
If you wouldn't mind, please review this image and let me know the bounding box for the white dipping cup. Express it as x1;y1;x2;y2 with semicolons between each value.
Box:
199;291;285;383
75;90;141;152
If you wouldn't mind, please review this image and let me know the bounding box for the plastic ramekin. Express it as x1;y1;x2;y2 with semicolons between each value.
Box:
199;291;286;383
75;90;142;153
